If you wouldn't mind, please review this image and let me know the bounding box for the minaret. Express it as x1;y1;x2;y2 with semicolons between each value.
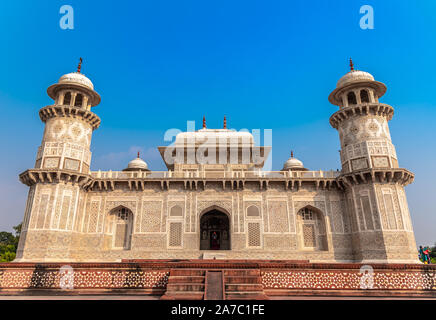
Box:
37;58;101;172
329;60;417;263
16;59;101;261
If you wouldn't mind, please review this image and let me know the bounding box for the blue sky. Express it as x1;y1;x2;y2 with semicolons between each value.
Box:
0;1;434;246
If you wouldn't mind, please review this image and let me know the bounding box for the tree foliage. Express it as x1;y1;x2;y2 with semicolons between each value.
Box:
430;243;436;259
0;223;21;262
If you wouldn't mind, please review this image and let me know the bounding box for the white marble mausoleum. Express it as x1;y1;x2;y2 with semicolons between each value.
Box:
16;60;418;263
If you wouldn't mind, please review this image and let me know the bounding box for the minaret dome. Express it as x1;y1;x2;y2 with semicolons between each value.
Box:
328;59;387;108
47;58;101;109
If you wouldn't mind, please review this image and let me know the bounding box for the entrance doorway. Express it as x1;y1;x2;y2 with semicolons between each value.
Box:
200;209;230;250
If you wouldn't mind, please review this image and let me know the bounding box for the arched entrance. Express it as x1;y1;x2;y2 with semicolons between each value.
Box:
106;206;133;250
200;209;230;250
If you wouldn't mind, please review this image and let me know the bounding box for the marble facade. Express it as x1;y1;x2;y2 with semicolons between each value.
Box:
16;60;418;264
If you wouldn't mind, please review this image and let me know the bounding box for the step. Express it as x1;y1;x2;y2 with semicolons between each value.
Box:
225;276;261;284
225;294;268;300
170;269;206;276
203;253;227;260
166;283;205;292
161;292;204;300
225;292;269;300
224;269;260;277
225;284;264;292
168;276;205;284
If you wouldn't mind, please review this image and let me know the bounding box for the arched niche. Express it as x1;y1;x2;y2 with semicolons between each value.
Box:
199;206;230;250
296;205;328;251
170;205;183;217
347;91;357;105
106;206;133;250
246;205;260;218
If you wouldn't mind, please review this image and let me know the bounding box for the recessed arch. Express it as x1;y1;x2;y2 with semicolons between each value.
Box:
247;205;260;217
106;202;136;214
74;93;83;107
63;91;72;105
296;205;328;251
360;89;370;103
170;205;183;217
107;205;133;250
347;91;357;105
199;205;231;220
298;205;324;219
199;206;230;250
295;203;325;216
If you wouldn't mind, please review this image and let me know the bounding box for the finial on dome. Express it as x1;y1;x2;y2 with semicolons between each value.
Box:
223;116;227;129
282;150;306;171
77;57;83;73
349;58;354;71
203;116;206;129
123;153;149;171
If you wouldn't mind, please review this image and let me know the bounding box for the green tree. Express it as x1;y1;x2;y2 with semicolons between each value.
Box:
0;223;22;262
0;232;15;244
430;243;436;258
430;243;436;263
13;223;22;238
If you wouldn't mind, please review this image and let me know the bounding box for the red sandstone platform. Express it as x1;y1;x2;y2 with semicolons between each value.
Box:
0;260;435;299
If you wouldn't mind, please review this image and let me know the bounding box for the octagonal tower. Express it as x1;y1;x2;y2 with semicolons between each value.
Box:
329;59;417;263
17;59;101;261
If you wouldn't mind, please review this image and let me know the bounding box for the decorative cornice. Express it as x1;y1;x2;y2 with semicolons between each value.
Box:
19;169;93;189
19;168;344;192
329;103;394;129
337;168;414;187
39;105;101;130
88;175;342;192
19;167;412;191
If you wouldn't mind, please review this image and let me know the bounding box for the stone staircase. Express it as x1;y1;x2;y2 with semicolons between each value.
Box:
224;269;268;300
161;267;268;300
161;269;206;300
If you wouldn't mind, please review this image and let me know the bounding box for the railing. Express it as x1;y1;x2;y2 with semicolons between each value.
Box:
90;170;341;179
